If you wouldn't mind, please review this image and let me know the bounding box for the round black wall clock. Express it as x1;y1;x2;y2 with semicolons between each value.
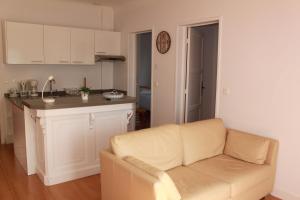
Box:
156;31;171;54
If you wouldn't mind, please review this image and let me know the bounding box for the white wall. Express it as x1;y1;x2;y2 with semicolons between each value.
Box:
0;0;114;143
113;0;300;199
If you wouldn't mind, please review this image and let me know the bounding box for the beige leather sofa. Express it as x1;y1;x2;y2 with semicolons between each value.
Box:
100;119;278;200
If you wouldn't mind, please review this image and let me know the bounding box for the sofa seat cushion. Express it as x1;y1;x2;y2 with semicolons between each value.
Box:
111;124;182;170
180;119;226;165
188;155;272;197
167;166;230;200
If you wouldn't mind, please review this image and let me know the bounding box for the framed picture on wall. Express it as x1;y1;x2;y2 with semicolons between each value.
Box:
156;31;171;54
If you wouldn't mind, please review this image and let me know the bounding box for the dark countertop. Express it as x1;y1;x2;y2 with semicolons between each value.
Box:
6;90;136;110
7;97;25;110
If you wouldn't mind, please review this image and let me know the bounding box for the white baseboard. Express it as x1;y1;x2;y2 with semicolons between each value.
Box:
42;165;100;186
273;188;300;200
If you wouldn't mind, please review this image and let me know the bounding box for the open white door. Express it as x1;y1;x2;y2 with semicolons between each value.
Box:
185;28;204;122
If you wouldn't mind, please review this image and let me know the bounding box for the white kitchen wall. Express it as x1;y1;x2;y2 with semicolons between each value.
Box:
113;0;300;199
0;0;114;143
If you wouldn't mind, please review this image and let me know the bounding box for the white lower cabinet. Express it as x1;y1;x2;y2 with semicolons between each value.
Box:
32;104;134;185
94;111;127;163
49;115;91;175
35;117;46;178
12;105;36;176
12;105;27;171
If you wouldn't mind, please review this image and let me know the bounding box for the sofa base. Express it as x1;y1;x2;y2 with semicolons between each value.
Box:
101;120;279;200
231;178;273;200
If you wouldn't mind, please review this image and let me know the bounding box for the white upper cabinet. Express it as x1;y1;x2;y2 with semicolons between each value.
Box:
5;21;44;64
70;28;95;65
44;26;71;64
95;31;121;56
4;21;121;65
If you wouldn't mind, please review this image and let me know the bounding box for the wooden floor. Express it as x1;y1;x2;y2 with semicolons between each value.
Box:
135;108;151;130
0;144;280;200
0;144;101;200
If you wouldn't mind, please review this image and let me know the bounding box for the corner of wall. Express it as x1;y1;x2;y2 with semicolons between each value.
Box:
273;188;300;200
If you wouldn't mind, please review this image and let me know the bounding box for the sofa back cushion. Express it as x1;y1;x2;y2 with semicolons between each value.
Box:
224;129;270;164
111;124;182;170
180;119;227;165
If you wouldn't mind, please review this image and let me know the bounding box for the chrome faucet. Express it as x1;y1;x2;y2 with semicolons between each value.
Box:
49;79;56;96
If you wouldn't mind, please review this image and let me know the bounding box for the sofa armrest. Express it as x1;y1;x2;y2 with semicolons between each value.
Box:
100;150;168;200
124;156;181;200
264;137;279;167
226;129;279;167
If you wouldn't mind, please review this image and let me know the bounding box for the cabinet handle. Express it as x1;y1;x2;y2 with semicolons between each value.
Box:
59;60;69;64
31;60;43;63
30;114;39;122
72;61;84;64
96;52;106;54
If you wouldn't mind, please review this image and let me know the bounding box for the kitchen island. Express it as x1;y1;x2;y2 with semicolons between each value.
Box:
8;93;135;186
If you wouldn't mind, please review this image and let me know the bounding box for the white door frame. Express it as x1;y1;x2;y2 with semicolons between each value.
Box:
175;17;223;124
127;28;155;127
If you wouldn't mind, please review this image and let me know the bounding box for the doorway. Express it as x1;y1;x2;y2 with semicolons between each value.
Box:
181;23;219;123
135;32;152;130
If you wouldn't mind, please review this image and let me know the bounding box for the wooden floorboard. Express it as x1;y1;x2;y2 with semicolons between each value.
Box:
0;156;15;200
0;144;279;200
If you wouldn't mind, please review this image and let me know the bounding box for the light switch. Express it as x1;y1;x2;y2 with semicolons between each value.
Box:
155;81;159;87
223;88;230;95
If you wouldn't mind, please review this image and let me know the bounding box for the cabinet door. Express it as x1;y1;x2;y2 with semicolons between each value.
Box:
70;28;95;65
44;26;71;64
12;105;27;171
5;21;44;64
95;31;121;55
35;118;46;175
50;115;91;172
94;111;127;163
